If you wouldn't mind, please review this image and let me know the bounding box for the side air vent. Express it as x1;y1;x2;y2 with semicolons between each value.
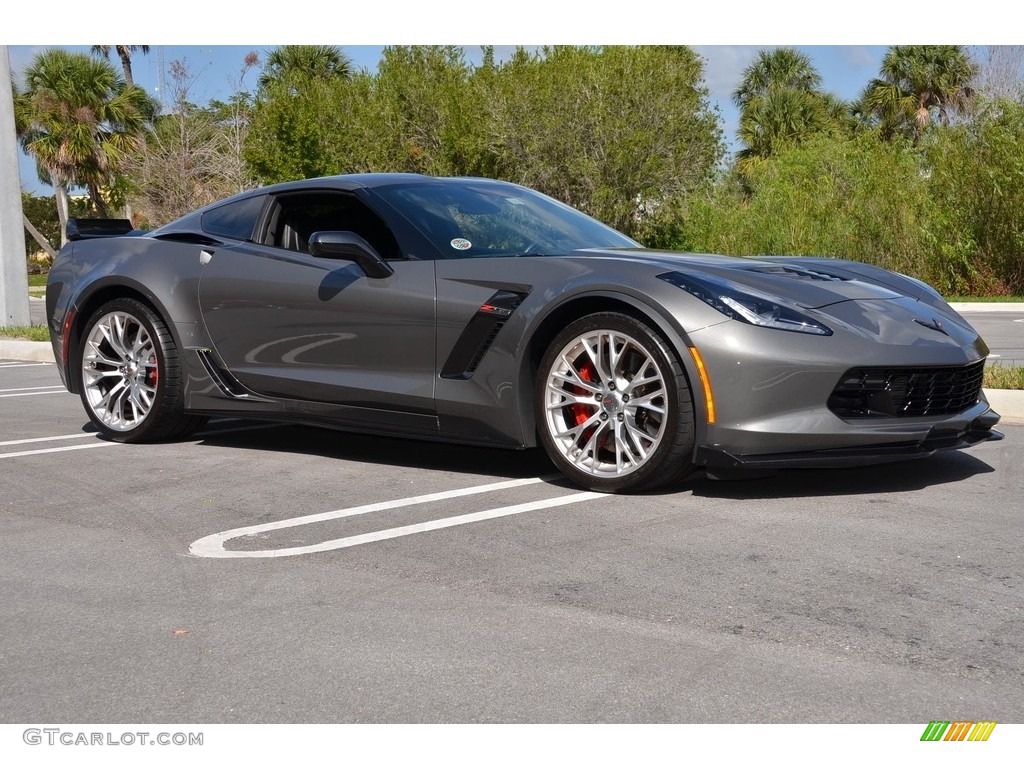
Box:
195;348;250;398
440;290;528;380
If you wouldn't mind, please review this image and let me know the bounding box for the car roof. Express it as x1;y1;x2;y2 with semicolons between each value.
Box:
261;173;518;194
149;174;523;237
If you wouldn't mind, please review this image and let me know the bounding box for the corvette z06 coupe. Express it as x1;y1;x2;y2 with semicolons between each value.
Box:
46;174;1003;492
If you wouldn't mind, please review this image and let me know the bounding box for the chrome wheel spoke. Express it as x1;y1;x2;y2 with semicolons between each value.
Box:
612;421;625;473
607;334;625;377
627;391;666;414
545;383;598;410
105;315;132;360
101;380;129;418
572;420;610;468
131;331;152;358
552;365;602;394
622;422;650;462
625;375;660;395
582;334;613;384
84;367;124;380
84;342;124;369
553;410;603;440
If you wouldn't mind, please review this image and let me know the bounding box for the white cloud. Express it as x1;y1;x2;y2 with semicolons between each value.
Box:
841;46;878;72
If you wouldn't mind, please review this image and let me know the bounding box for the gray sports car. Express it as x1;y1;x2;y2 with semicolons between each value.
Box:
46;174;1002;492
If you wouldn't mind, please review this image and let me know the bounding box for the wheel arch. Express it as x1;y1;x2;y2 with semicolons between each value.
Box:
67;280;179;395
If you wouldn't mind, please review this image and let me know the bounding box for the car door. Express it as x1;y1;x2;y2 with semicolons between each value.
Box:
197;188;437;431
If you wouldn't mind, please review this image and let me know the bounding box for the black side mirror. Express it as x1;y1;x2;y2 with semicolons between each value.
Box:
307;231;395;279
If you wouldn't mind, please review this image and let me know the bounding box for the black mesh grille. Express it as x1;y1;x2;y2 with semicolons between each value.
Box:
828;360;985;419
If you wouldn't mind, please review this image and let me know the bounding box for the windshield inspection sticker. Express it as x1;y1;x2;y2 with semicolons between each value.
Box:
450;238;472;251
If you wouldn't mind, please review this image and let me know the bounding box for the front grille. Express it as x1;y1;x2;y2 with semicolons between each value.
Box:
828;360;985;418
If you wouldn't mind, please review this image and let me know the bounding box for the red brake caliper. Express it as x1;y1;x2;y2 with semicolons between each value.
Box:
571;362;597;426
148;355;158;387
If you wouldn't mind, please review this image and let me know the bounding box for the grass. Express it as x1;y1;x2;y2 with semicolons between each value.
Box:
27;274;48;297
985;364;1024;390
0;325;51;342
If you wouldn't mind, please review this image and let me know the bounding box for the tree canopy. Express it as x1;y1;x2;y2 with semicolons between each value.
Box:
245;45;722;237
257;44;352;90
733;48;849;178
17;43;1024;295
858;45;977;141
14;48;155;242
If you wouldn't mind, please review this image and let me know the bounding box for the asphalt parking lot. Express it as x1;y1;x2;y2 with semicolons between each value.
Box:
965;310;1024;367
1;358;1022;723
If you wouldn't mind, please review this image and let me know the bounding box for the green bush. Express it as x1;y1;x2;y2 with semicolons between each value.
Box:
658;132;934;277
925;100;1024;295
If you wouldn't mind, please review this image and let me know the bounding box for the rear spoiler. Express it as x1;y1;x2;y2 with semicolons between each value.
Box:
66;218;137;241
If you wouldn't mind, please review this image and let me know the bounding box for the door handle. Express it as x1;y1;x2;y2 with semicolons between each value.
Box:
199;250;214;266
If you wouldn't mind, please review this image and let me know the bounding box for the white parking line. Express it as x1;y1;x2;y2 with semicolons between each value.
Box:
0;390;70;398
0;362;54;368
0;422;279;459
0;432;97;447
0;441;120;459
189;478;604;559
0;386;65;393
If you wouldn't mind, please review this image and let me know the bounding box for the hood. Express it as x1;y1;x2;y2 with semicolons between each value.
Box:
573;248;909;309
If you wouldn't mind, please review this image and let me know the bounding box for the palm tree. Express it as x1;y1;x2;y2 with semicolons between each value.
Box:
91;45;150;88
732;48;822;109
732;48;846;177
736;88;840;176
859;45;978;142
257;45;351;90
15;49;155;243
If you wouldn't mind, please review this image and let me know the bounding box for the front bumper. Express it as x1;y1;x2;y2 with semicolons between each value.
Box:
683;299;1003;471
695;409;1002;470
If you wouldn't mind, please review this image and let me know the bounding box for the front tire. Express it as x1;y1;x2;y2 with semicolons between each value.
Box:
536;312;695;493
79;298;206;442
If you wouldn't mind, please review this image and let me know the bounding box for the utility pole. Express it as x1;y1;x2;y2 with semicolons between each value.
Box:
0;45;31;327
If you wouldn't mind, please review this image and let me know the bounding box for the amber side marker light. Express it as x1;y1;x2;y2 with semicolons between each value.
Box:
688;346;716;424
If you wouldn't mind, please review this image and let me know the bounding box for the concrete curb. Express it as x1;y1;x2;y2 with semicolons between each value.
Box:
985;389;1024;426
0;339;54;363
949;302;1024;313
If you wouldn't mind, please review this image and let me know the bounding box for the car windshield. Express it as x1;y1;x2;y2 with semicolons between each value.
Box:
375;180;639;258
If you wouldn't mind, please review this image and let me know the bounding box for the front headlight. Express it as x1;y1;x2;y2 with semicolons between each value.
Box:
658;271;833;336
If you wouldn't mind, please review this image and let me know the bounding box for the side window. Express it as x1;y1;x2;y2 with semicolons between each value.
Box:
201;195;265;240
264;191;401;260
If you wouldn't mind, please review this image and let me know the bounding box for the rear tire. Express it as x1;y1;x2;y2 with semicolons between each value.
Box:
535;312;695;493
79;298;206;442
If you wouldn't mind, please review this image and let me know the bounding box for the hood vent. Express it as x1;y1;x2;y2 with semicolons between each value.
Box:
748;265;846;282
